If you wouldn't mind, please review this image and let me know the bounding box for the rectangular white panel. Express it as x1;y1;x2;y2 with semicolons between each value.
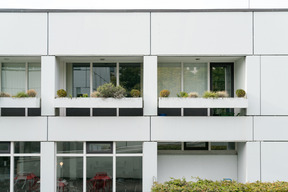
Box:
151;12;252;55
49;13;150;55
254;117;288;141
254;12;288;54
158;155;237;182
143;142;157;192
246;56;261;115
0;117;47;141
261;142;288;182
0;13;47;55
261;56;288;115
151;117;253;141
48;117;150;141
41;142;55;192
251;0;288;9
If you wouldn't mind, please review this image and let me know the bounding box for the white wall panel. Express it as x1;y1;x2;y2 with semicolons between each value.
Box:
246;56;261;115
261;56;288;115
143;142;157;192
41;142;55;192
151;12;252;55
49;13;150;55
0;117;47;141
158;155;237;182
254;12;288;54
261;142;288;182
0;13;47;55
251;0;288;9
254;117;288;141
48;117;150;141
151;117;253;141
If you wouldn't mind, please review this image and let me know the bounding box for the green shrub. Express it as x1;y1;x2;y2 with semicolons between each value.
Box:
236;89;246;97
57;89;67;97
81;93;88;98
177;91;188;98
90;91;101;98
0;92;11;97
203;91;218;98
27;89;37;97
15;92;28;98
97;83;126;98
130;89;141;97
152;178;288;192
160;89;170;97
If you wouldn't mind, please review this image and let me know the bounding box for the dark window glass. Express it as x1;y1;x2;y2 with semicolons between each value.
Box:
93;63;116;90
158;142;181;150
158;108;181;116
184;142;208;150
87;142;113;154
119;63;141;97
66;108;90;116
28;108;41;116
93;108;116;116
0;157;10;191
119;108;143;116
184;108;207;116
0;143;10;153
14;142;40;153
116;142;142;154
57;142;83;154
1;108;25;116
211;142;235;150
73;63;90;97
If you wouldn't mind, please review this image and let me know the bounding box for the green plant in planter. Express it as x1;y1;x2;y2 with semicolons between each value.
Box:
216;91;229;98
130;89;141;97
203;91;218;98
57;89;67;97
188;92;198;98
236;89;246;97
97;83;126;98
80;93;88;98
90;91;100;98
27;89;37;97
15;92;28;98
0;92;11;97
177;91;188;98
160;89;170;97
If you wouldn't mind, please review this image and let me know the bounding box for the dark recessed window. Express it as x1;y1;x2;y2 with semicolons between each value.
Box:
0;142;10;153
87;142;113;154
184;142;208;150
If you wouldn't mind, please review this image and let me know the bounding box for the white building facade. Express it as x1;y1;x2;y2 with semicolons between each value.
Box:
1;1;288;191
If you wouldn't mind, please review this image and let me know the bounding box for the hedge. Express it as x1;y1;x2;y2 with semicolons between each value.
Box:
152;178;288;192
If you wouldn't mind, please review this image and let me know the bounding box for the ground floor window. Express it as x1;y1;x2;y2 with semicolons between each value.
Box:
56;142;143;192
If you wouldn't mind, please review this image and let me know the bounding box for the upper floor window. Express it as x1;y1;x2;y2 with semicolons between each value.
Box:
1;62;41;96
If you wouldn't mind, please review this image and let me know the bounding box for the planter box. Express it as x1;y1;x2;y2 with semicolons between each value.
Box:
54;97;143;108
159;97;248;108
0;97;40;108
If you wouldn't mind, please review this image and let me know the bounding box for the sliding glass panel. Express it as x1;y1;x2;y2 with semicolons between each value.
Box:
57;157;83;192
28;63;41;97
14;157;40;192
1;63;26;96
211;63;233;97
116;157;142;192
0;157;10;192
158;63;181;97
71;63;90;97
119;63;141;97
86;157;113;192
184;63;208;96
93;63;116;91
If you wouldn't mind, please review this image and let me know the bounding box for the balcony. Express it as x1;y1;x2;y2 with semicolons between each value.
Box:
0;97;40;108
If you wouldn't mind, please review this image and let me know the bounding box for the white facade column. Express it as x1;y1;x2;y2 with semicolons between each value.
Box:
246;56;261;115
41;56;57;116
143;56;158;116
143;142;157;192
41;142;56;192
238;142;261;183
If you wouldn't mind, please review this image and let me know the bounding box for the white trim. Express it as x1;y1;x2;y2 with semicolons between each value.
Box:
0;97;40;108
83;141;87;192
113;141;116;192
10;142;14;192
13;154;41;157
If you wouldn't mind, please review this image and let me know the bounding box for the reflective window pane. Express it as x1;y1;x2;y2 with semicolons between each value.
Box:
184;142;208;150
14;142;40;154
87;142;112;154
57;157;83;192
14;157;40;192
116;142;142;154
158;63;181;97
57;142;83;154
28;63;41;97
93;63;116;90
184;63;208;96
1;63;26;96
0;142;10;153
211;142;235;150
158;142;181;150
87;157;113;192
116;157;142;192
119;63;141;96
0;157;10;191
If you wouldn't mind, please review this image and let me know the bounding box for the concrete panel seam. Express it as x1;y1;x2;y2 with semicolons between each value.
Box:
46;116;48;141
149;12;151;56
260;141;262;181
260;56;262;115
47;12;49;56
252;12;254;55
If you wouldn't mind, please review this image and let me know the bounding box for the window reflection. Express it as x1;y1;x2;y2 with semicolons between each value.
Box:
0;157;10;192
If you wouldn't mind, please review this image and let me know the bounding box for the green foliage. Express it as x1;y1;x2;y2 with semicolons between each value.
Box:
152;178;288;192
130;89;141;97
236;89;246;98
0;92;11;97
27;89;37;97
57;89;67;97
80;93;88;98
203;91;218;98
160;89;170;97
97;83;126;98
90;91;100;98
177;92;188;98
15;92;28;98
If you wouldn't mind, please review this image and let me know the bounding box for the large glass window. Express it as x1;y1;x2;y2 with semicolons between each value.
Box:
93;63;116;90
119;63;141;97
28;63;41;97
14;142;40;154
0;157;10;192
